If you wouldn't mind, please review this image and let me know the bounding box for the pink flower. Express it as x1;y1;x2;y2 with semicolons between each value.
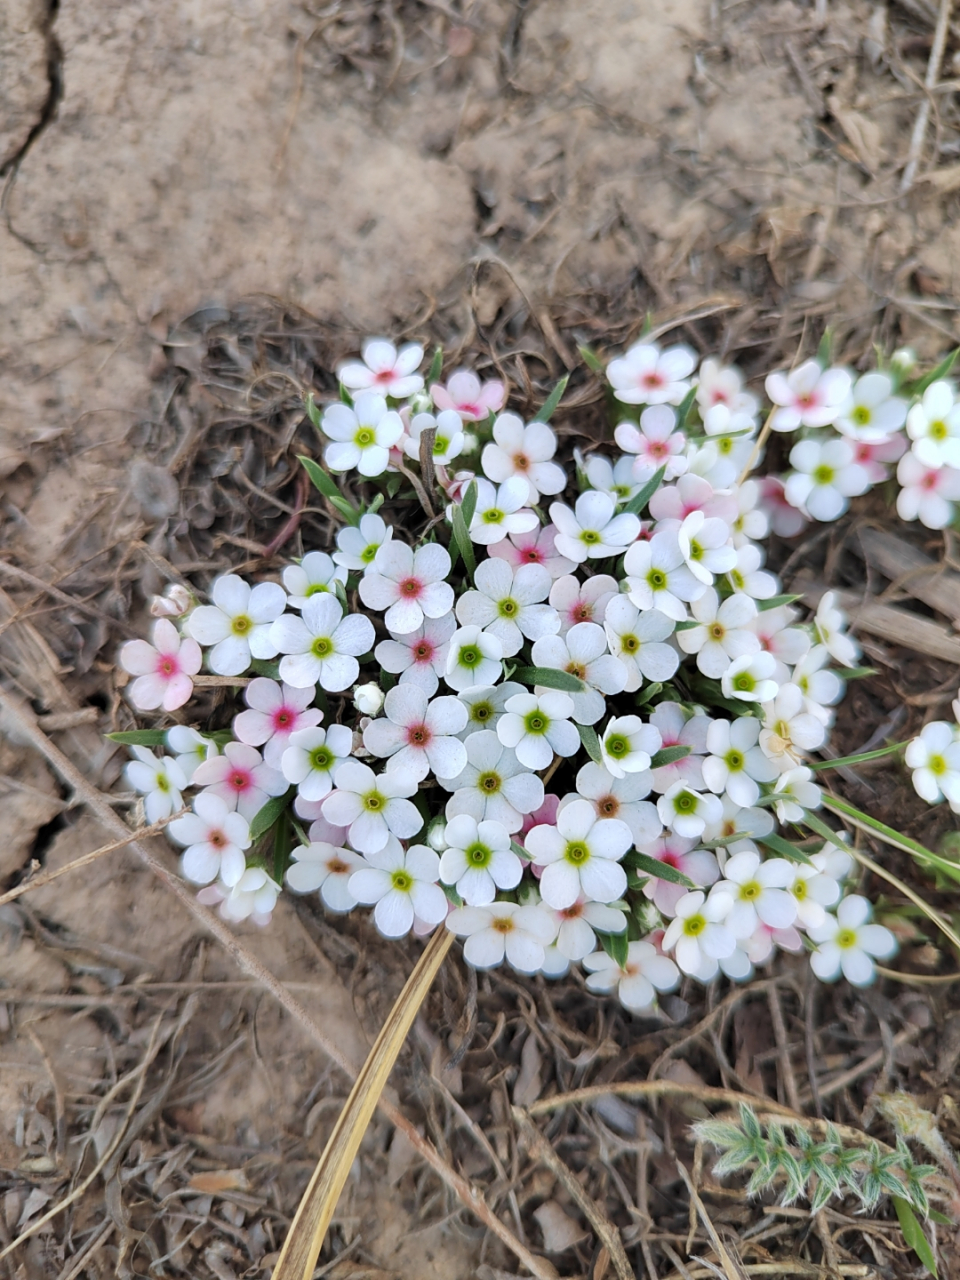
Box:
548;574;618;634
615;405;688;481
897;451;960;529
649;473;737;525
640;834;719;916
607;341;698;406
358;541;454;635
432;369;505;421
488;525;576;580
338;338;424;399
442;470;476;503
519;793;560;841
850;433;907;485
193;741;287;823
232;678;324;769
374;613;457;698
758;475;807;538
765;360;852;432
119;618;202;711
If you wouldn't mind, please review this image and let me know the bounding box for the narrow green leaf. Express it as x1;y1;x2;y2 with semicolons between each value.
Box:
842;666;878;680
513;666;585;693
299;455;346;503
249;658;282;679
461;479;478;530
673;619;698;631
677;384;698;429
913;348;959;396
928;1209;953;1226
387;474;402;498
597;929;630;969
511;840;531;861
635;681;663;706
533;374;570;423
426;346;443;387
577;722;603;764
339;384;354;407
366;492;384;516
757;832;813;866
816;327;833;368
329;494;361;525
334;580;349;612
624;849;695;888
808;740;906;771
622;465;666;516
801;808;843;846
650;745;691;769
304;392;322;429
757;593;803;612
249;790;293;843
579;344;606;374
893;1196;938;1277
820;793;960;886
106;729;167;747
451;502;476;578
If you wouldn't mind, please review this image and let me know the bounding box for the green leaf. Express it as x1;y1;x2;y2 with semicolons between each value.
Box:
579;344;606;374
816;327;833;368
451;502;476;578
511;840;531;861
893;1196;938;1277
334;580;349;613
808;740;906;771
913;348;959;396
757;593;803;611
649;745;691;769
928;1209;953;1226
819;793;960;887
387;474;402;498
577;722;603;764
623;849;695;888
329;494;361;526
365;492;384;516
299;455;352;506
635;681;663;706
513;666;585;692
426;346;443;387
339;384;354;407
304;392;322;429
106;729;168;747
622;465;666;516
533;374;570;423
673;619;698;631
677;384;698;429
249;658;282;678
756;832;813;866
597;929;630;969
249;790;293;843
842;666;878;680
461;478;478;529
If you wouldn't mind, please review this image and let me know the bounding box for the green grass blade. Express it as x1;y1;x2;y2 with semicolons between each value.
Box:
808;741;907;772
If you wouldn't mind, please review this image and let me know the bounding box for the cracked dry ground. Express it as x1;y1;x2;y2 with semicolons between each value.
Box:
5;0;960;1277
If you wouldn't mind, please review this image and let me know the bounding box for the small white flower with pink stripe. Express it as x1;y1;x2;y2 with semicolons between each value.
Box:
119;618;202;711
374;613;457;698
233;678;324;769
193;741;287;823
615;404;688;481
359;541;454;635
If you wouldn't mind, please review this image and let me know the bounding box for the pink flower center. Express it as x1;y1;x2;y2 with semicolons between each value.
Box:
374;368;396;385
229;769;253;794
400;577;423;598
522;546;544;564
158;655;179;678
209;829;227;849
513;453;530;472
560;902;584;920
461;401;482;417
712;389;729;405
273;708;294;731
407;722;432;748
641;371;665;390
413;640;435;664
659;851;681;869
571;602;593;623
646;441;669;459
922;472;938;490
797;392;819;409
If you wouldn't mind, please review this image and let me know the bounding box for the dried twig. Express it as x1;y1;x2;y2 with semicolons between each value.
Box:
901;0;955;191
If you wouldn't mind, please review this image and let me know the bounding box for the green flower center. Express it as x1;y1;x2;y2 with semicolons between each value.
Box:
231;614;252;635
482;508;504;524
709;622;725;640
730;569;744;589
363;791;385;812
725;749;744;771
312;635;333;658
733;672;756;693
673;791;696;814
471;701;493;724
355;426;376;447
581;529;602;546
931;420;948;440
606;734;629;758
361;543;378;563
621;633;640;653
465;842;492;867
851;405;871;425
813;464;835;485
739;880;761;901
434;436;449;454
156;773;170;793
614;484;631;500
391;869;413;891
688;540;704;561
647;568;667;590
524;711;548;735
305;583;330;596
793;879;807;900
717;436;734;455
836;927;858;949
565;841;590;865
459;645;481;668
310;746;334;771
683;914;706;937
499;597;519;618
479;771;501;794
929;754;947;776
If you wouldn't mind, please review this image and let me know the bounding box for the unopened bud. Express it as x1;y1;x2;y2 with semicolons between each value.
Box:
353;683;384;716
443;469;475;502
149;583;192;618
891;346;917;373
426;820;448;852
408;390;434;416
461;432;479;454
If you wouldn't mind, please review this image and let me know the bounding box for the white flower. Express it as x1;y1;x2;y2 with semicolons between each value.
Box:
547;899;627;962
432;369;505;421
192;741;287;823
359;541;454;635
639;834;720;916
199;868;279;926
269;595;375;691
281;724;353;800
321;391;405;477
730;479;769;545
282;552;348;609
441;729;544;832
456;559;558;657
549;574;619;633
614;404;688;480
286;840;365;911
233;678;324;768
353;683;385;716
169;792;250;886
726;544;777;601
531;622;627;725
457;681;525;739
333;513;393;573
525;799;631;909
583;452;645;504
583;941;680;1012
403;408;465;466
375;613;457;699
600;714;662;779
647;701;710;792
793;646;843;724
702;717;778;808
896;451;960;529
166;725;218;784
750;603;810;681
607;341;698;406
125;747;187;823
814;592;859;668
465;477;538;546
808;895;897;986
603;596;679;690
439;815;522;905
480;413;566;503
772;766;821;824
349;840;446;938
575;760;661;844
784;437;869;521
622;531;705;621
119;618;202;711
696;359;759;431
905;721;960;803
445;625;504;692
446;902;558;973
186;575;286;677
662;890;736;978
321;761;423;853
488;524;577;580
716;851;797;937
497;691;579;770
905;380;960;469
677;509;737;585
687;431;754;491
338;338;424;399
759;683;826;766
657;782;722;840
363;686;467;781
786;861;841;930
834;372;907;443
676;588;759;677
721;651;780;703
550;492;641;563
765;361;852;432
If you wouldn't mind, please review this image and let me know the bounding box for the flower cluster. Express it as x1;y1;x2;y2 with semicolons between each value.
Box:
114;335;906;1010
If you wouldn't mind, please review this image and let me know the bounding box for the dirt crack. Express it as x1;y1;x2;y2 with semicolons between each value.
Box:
0;0;63;191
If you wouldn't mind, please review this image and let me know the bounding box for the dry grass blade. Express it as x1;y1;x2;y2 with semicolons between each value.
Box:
797;582;960;664
675;1160;747;1280
261;927;452;1280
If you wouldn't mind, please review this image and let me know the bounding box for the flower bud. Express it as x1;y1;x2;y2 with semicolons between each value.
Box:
443;469;475;502
461;432;479;454
353;683;384;716
891;346;917;374
426;819;448;852
407;390;434;416
149;583;192;618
